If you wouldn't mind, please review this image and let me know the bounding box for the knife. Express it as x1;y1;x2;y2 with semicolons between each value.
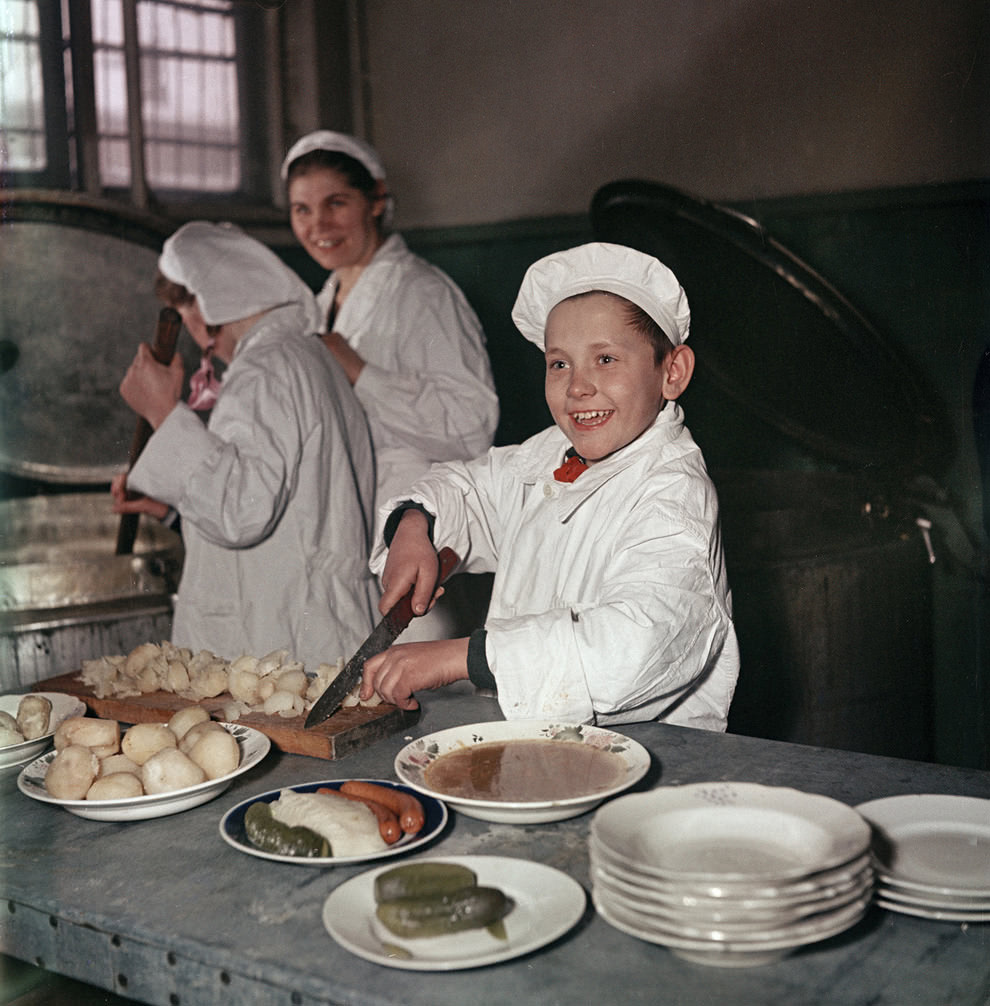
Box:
304;546;460;727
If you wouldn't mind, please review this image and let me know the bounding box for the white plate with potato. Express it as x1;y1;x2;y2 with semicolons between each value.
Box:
17;722;270;821
0;693;88;772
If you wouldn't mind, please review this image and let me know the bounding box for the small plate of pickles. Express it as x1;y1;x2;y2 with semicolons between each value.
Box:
322;854;587;970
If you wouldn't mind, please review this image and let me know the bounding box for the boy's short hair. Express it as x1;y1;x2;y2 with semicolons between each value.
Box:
512;242;690;350
621;298;676;366
561;290;675;365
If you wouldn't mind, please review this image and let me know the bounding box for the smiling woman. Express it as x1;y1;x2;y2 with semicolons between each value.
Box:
280;130;499;644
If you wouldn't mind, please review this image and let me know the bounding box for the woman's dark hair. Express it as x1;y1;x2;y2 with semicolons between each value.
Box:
153;272;220;337
286;149;378;198
154;271;195;309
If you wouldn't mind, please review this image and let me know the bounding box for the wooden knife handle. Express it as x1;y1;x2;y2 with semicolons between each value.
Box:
115;307;182;555
390;546;460;625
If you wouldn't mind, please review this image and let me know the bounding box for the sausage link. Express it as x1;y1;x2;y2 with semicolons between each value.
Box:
338;781;426;834
329;790;403;844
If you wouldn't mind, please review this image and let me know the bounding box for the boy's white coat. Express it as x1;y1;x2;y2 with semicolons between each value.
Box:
371;403;739;729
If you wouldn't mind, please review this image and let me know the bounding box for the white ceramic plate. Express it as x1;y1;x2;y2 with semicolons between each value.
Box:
875;880;990;911
0;693;88;771
322;854;586;971
593;889;869;968
593;880;871;945
589;835;872;901
874;897;990;923
855;794;990;896
17;722;270;820
590;862;872;927
394;720;650;824
592;782;870;882
220;780;448;866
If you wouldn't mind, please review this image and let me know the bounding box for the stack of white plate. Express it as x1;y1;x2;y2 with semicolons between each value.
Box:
855;794;990;922
589;782;873;967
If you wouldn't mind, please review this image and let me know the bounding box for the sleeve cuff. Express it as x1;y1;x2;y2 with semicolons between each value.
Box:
467;628;496;691
383;501;436;546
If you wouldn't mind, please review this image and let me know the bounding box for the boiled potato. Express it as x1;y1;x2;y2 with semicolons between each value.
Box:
227;667;262;706
141;748;206;794
186;728;239;780
0;711;24;746
167;705;210;741
121;722;177;765
178;719;226;754
16;695;53;740
45;745;100;799
98;753;141;778
54;717;120;758
86;773;144;800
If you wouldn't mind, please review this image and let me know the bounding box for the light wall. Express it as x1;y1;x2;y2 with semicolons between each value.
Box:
352;0;988;228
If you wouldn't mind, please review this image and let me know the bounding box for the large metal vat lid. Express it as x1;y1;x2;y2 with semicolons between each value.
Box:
591;180;950;477
0;191;176;484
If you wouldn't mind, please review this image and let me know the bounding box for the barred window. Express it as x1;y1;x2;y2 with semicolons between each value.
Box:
1;0;268;198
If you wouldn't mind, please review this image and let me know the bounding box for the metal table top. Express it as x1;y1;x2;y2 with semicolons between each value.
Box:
2;682;988;1006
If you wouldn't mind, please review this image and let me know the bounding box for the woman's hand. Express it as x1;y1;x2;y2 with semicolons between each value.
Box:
321;331;365;385
110;472;170;521
379;510;443;617
119;344;185;428
361;637;470;710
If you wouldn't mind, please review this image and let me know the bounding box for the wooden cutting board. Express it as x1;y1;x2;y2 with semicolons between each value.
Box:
34;671;419;760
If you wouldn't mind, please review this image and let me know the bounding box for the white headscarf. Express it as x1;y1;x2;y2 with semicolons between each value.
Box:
512;242;690;350
159;221;322;333
280;130;394;229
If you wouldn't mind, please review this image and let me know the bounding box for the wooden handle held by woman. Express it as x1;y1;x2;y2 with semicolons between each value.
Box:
114;307;182;555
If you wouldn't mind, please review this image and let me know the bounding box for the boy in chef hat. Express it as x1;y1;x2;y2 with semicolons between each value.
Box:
359;242;739;730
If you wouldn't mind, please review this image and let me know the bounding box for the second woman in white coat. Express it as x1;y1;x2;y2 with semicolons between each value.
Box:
282;130;499;639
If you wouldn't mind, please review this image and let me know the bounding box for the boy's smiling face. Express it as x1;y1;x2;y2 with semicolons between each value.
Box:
544;292;692;464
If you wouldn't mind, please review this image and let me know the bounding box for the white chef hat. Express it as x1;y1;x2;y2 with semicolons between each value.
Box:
511;242;690;350
159;221;323;333
280;130;395;229
280;130;386;183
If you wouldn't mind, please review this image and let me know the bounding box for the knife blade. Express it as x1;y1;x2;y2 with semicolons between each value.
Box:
304;546;459;728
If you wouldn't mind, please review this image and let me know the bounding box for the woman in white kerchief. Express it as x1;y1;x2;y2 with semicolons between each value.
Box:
281;131;499;642
112;221;378;670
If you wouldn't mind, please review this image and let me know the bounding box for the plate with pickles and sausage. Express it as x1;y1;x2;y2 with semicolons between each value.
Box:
219;778;448;866
322;855;587;970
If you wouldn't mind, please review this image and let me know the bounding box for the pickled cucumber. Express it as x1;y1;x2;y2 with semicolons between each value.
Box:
375;886;513;939
244;801;331;858
374;862;478;903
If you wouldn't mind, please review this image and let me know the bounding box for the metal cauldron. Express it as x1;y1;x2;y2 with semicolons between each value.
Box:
0;193;192;689
0;493;182;691
592;180;949;760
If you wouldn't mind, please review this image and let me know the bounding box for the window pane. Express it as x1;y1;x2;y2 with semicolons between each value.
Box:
0;0;46;171
138;0;240;192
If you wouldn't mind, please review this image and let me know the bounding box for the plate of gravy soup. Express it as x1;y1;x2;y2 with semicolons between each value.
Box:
394;721;651;823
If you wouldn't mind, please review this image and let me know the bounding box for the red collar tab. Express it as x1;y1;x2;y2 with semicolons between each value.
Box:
553;452;589;483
